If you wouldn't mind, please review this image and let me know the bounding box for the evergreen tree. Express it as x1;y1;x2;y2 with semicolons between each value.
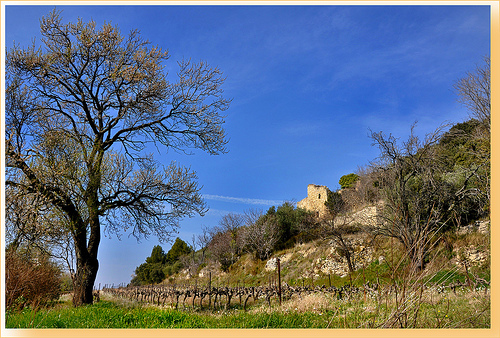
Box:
166;238;192;264
146;245;167;265
339;173;360;189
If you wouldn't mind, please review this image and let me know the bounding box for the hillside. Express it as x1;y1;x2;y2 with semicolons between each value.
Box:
161;206;490;290
123;112;493;308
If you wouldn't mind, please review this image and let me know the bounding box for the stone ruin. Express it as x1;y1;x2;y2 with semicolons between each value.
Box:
297;184;329;218
297;184;382;227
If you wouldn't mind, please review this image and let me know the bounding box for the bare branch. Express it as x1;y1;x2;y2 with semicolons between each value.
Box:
5;9;229;306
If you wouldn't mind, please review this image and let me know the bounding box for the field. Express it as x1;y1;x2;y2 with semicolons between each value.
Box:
7;232;491;329
6;283;490;329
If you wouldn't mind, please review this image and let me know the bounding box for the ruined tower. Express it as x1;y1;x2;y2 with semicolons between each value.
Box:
297;184;329;218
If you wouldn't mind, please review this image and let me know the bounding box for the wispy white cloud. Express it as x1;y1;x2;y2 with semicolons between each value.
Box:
203;208;236;217
203;194;283;206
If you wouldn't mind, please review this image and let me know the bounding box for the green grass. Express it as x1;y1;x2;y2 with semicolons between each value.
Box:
6;231;491;329
6;286;490;329
427;270;468;285
6;300;334;328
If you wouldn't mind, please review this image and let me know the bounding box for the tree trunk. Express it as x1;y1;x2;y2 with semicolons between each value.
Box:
345;251;355;274
72;146;103;306
71;210;101;306
72;215;100;306
73;256;99;306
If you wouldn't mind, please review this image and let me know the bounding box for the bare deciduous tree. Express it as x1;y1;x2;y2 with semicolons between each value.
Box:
241;209;280;261
369;123;453;272
322;194;358;274
5;10;230;306
354;165;385;206
5;183;76;277
454;56;490;132
197;224;212;263
453;56;491;211
207;213;244;270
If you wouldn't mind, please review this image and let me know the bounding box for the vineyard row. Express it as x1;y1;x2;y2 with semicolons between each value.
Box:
100;278;489;311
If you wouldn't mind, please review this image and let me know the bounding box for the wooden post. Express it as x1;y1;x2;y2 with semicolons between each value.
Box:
277;258;282;306
464;262;473;292
208;271;212;309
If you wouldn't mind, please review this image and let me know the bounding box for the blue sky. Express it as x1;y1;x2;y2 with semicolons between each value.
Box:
3;4;490;286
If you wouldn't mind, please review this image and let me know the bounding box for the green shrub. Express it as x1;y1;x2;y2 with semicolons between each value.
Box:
339;173;359;189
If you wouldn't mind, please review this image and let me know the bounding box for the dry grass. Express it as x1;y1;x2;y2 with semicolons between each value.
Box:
99;291;146;309
273;293;331;314
240;284;490;328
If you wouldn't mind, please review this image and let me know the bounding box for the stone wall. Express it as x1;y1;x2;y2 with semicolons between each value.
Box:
334;205;382;227
455;245;489;268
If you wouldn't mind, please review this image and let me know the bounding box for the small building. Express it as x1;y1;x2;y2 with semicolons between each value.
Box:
297;184;329;218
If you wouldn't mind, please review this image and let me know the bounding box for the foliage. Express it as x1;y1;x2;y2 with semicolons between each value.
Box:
450;57;491;217
133;246;167;285
132;240;193;284
165;238;192;265
438;119;490;223
134;246;164;285
439;119;485;169
339;173;360;189
147;245;168;265
324;189;345;218
271;202;317;250
163;261;183;277
134;263;165;285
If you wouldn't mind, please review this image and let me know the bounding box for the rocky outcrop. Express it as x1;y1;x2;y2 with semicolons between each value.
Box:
312;238;374;278
458;220;490;235
266;237;374;278
456;245;489;267
264;253;294;271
